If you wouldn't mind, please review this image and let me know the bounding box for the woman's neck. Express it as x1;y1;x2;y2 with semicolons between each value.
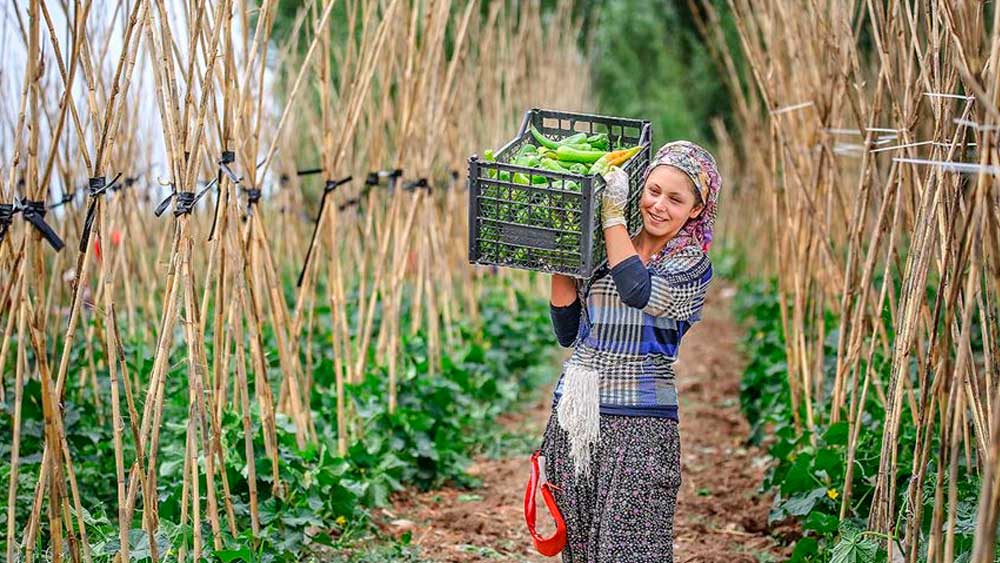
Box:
632;229;675;263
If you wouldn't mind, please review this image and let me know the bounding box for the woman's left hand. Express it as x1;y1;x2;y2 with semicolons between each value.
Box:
600;166;629;230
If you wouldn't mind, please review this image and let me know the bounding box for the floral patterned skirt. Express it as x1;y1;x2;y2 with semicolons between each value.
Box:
538;411;682;563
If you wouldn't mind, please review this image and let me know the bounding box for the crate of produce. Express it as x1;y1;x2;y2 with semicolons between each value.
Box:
467;108;652;278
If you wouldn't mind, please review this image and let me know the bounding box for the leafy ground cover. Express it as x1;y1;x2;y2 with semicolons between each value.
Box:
732;269;988;562
0;284;555;562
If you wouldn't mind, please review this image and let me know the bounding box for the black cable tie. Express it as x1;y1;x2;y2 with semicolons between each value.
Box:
174;191;197;216
297;167;323;177
387;169;403;192
49;188;78;209
80;176;103;252
0;203;14;245
403;178;430;193
218;151;241;184
244;187;262;204
243;186;263;218
194;179;216;202
325;176;353;192
154;187;175;217
20;198;65;251
154;181;211;218
297;175;353;287
79;174;121;253
365;172;380;186
279;173;290;186
206;176;224;240
338;198;360;211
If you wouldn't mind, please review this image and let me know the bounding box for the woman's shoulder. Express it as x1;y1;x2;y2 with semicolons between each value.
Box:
650;244;712;282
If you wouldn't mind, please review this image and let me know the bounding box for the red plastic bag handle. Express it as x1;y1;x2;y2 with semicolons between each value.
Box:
524;450;567;556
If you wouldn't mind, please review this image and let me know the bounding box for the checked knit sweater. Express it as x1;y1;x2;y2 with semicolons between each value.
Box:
549;245;713;421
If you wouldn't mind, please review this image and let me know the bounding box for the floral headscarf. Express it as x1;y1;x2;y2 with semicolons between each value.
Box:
640;140;722;258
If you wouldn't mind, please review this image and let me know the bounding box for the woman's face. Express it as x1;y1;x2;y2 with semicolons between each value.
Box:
639;165;705;238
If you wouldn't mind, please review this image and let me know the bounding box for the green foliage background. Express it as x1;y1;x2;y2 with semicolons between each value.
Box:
271;0;740;149
582;0;737;147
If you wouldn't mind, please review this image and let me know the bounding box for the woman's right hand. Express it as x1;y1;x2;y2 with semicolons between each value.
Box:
600;166;629;230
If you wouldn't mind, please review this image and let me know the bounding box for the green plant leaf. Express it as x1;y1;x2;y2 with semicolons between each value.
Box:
783;487;828;517
214;547;254;563
831;529;879;563
822;421;850;445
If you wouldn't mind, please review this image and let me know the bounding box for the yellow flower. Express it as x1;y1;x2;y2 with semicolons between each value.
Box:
335;515;347;527
827;488;839;500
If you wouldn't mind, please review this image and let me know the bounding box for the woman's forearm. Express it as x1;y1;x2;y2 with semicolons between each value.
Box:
551;273;578;306
604;224;638;268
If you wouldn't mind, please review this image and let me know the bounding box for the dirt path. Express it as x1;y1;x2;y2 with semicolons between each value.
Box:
384;285;793;562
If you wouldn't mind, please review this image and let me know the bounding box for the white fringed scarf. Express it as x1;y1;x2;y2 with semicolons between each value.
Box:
556;359;601;478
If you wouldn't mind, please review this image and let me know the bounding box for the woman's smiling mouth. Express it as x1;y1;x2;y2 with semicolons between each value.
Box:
648;211;668;224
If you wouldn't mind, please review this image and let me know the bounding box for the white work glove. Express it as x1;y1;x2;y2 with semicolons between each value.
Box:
600;166;629;230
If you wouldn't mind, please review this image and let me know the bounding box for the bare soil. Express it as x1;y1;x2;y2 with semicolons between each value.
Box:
381;285;794;562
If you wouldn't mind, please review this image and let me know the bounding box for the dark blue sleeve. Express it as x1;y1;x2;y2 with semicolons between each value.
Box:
549;298;581;347
610;254;652;309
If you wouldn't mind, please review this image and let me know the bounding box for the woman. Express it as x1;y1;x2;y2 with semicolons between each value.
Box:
541;140;722;562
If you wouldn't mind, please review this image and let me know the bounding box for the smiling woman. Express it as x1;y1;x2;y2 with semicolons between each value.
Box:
542;141;722;562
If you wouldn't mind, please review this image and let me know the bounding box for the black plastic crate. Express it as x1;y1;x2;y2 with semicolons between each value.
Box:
468;108;652;278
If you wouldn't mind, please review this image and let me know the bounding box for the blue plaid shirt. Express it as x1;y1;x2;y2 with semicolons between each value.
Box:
551;245;713;420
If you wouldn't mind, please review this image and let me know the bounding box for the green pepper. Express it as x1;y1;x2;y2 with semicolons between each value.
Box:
513;155;540;168
530;125;560;150
517;144;538;156
569;163;589;175
538;158;570;173
554;145;607;163
561;142;594;151
513;172;530;185
587;134;610;151
557;132;588;146
499;170;511;182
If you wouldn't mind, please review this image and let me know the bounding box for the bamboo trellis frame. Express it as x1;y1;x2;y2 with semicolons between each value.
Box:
696;0;1000;559
0;0;590;560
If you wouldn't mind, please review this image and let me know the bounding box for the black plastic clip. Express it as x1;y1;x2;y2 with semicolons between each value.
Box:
244;187;262;204
154;181;213;218
0;203;14;244
218;151;240;184
403;178;431;193
364;169;403;193
18;198;65;251
325;176;352;193
297;176;353;287
296;167;323;177
174;192;198;216
49;188;79;210
242;186;263;218
388;169;403;192
79;173;121;252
